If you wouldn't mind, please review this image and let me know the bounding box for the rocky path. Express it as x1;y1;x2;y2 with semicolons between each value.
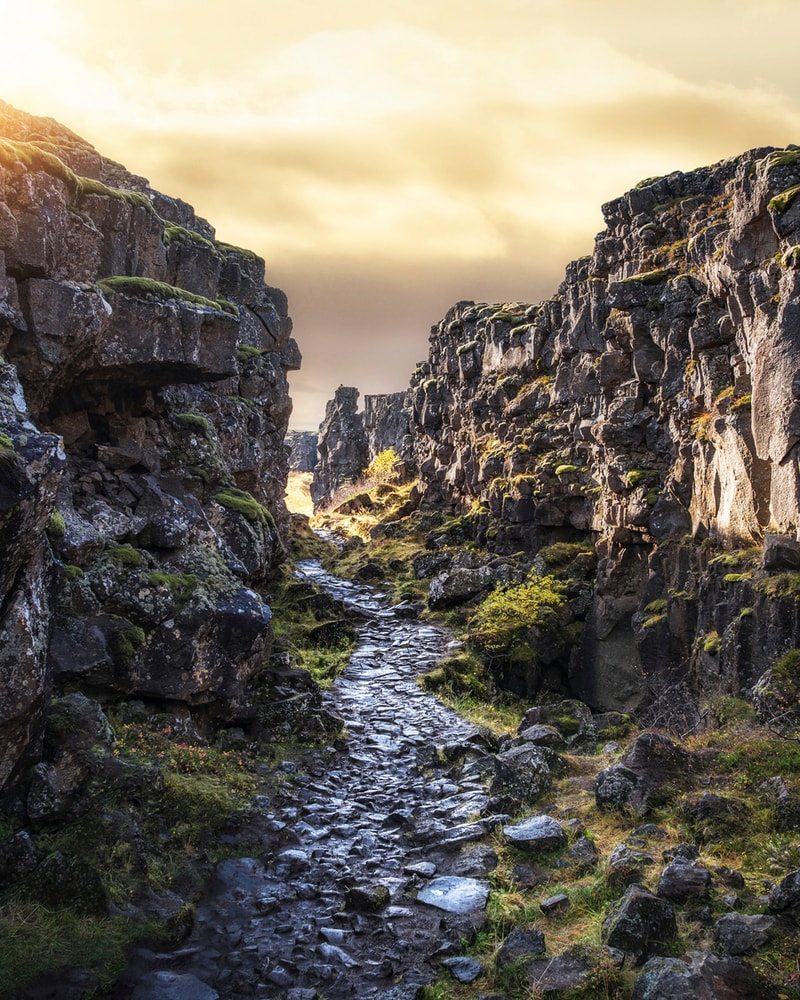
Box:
122;562;504;1000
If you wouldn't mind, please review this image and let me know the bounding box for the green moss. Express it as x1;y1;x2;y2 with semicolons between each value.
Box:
456;340;478;356
619;267;672;285
468;574;566;656
114;626;146;667
537;541;595;567
0;431;13;450
215;241;261;261
555;464;578;476
76;176;156;214
162;222;216;252
702;630;721;655
46;511;66;538
96;276;239;319
767;149;800;169
147;572;198;605
108;544;146;568
724;572;752;584
642;612;668;630
731;393;752;412
768;183;800;215
780;245;800;267
626;468;657;488
174;412;213;436
213;487;276;530
739;606;754;619
237;344;263;361
63;564;83;580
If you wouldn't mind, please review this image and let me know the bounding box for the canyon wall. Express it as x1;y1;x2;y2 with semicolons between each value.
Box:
0;104;299;789
408;147;800;712
311;387;412;508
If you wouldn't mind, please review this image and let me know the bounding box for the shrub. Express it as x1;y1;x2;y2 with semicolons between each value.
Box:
468;575;566;658
364;448;400;485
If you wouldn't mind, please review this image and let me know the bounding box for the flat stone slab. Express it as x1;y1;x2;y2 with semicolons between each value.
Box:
503;814;566;851
417;876;490;913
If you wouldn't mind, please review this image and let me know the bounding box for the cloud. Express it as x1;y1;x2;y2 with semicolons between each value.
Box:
2;2;800;429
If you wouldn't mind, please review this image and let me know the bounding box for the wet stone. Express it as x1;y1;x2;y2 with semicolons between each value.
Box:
442;956;483;983
503;815;567;852
418;876;491;913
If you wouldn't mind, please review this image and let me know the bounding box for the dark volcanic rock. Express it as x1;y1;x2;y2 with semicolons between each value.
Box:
631;951;778;999
601;884;678;963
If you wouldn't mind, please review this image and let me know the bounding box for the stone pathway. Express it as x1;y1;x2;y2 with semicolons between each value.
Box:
120;561;503;999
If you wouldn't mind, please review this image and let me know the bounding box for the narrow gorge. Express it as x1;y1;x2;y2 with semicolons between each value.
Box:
3;103;800;999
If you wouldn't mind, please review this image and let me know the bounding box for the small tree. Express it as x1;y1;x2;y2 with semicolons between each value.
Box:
365;448;400;485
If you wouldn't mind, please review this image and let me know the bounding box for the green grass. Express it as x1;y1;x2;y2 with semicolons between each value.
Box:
0;903;145;995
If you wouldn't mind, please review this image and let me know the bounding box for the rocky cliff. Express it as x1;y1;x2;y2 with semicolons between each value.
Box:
406;147;800;713
285;429;318;472
311;386;411;508
0;104;299;791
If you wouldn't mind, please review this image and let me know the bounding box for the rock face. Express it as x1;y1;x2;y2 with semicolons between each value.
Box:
310;386;368;508
285;430;317;472
0;103;298;788
363;390;412;460
399;146;800;712
311;387;412;508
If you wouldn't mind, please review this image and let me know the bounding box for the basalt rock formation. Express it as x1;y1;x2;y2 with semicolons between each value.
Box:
311;386;411;508
0;104;299;791
407;147;800;713
285;429;318;472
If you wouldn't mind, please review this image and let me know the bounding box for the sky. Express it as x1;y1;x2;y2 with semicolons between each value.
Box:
2;0;800;429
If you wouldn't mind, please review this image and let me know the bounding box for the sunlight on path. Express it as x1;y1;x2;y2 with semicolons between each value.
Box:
285;471;314;516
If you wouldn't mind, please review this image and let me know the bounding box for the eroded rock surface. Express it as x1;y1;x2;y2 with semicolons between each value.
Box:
0;103;297;788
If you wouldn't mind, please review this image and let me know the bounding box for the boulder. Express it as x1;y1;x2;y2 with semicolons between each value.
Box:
715;913;777;955
601;884;678;964
495;926;546;967
503;815;567;852
428;566;495;609
632;951;778;999
657;858;712;903
491;743;552;801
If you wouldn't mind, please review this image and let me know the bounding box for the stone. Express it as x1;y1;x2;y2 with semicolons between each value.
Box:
503;815;567;852
601;884;678;964
540;893;570;916
525;948;595;994
715;912;777;955
311;386;369;509
567;835;599;869
768;868;800;912
518;700;597;752
428;566;495;609
0;831;44;886
491;744;552;801
131;972;219;1000
631;951;778;999
597;733;693;815
495;927;546;967
344;883;390;911
417;876;490;913
657;859;712;902
442;956;483;983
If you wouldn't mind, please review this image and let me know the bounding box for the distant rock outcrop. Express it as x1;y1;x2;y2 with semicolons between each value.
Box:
0;103;298;788
286;429;318;472
312;387;411;509
311;386;369;509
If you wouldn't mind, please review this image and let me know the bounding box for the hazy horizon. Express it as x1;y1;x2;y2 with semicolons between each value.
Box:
4;0;800;429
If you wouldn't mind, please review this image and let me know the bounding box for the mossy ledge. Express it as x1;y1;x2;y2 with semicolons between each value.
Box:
96;276;239;319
